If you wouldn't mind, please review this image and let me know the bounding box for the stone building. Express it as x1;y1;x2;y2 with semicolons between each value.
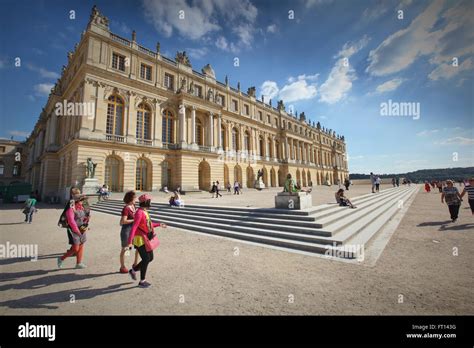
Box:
25;6;348;199
0;139;27;186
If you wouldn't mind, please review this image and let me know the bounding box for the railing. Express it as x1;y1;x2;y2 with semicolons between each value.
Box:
136;139;153;146
110;33;131;47
162;56;177;66
105;134;125;143
198;145;212;152
161;143;179;150
138;45;157;58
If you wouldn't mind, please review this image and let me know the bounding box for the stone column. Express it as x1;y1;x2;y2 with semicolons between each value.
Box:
208;112;214;147
285;137;289;160
179;104;186;146
191;107;196;144
217;113;222;148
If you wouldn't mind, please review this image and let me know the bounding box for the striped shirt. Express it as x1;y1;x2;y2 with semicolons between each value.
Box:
443;187;460;205
463;186;474;200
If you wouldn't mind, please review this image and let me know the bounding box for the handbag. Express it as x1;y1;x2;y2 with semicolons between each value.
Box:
140;210;160;252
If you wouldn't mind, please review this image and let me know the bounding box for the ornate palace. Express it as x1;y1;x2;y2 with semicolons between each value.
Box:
25;6;348;199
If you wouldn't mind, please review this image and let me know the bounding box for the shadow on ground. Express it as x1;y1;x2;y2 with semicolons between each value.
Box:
0;282;134;309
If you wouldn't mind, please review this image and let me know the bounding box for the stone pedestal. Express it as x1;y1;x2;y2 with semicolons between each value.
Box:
275;192;312;210
254;179;265;190
81;178;100;195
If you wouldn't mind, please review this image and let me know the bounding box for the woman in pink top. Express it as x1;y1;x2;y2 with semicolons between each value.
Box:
127;194;167;288
57;188;90;269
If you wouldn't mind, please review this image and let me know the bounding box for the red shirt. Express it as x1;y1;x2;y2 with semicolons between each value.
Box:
121;205;136;220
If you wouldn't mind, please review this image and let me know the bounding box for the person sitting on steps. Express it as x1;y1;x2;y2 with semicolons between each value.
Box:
335;189;356;209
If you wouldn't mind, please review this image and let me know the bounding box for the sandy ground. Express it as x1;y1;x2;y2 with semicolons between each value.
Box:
0;184;473;315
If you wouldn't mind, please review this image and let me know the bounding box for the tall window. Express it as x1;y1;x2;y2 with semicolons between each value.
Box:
0;162;4;175
13;162;21;177
267;115;271;123
136;103;151;140
232;100;238;112
259;137;265;157
221;126;227;149
106;95;124;135
196;119;203;145
244;131;250;152
135;158;148;191
164;73;174;90
194;85;202;98
162;109;174;143
244;104;249;115
258;111;263;121
140;63;152;80
232;128;239;151
112;53;126;71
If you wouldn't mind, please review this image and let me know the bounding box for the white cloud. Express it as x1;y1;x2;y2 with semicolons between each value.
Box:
336;35;370;59
26;64;59;79
319;59;356;104
374;77;406;94
366;0;474;79
143;0;258;53
428;57;473;81
0;58;5;69
416;129;439;136
438;137;474;145
279;79;317;103
259;74;318;103
34;83;54;96
266;24;277;33
362;2;390;21
260;81;279;100
186;47;208;59
9;130;29;138
305;0;333;8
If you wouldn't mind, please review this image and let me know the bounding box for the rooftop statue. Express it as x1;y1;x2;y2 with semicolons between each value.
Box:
202;64;216;78
277;100;285;111
247;86;256;98
175;51;192;67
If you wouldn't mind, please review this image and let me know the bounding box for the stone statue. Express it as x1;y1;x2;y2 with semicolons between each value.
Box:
225;75;229;86
277;100;285;111
132;30;136;42
247;86;256;98
156;42;161;54
175;51;191;67
178;78;186;93
86;158;97;178
237;82;241;91
257;169;264;181
207;89;214;101
299;112;306;121
188;81;195;94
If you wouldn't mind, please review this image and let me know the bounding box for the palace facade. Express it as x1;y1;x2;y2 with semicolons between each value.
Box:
25;6;348;200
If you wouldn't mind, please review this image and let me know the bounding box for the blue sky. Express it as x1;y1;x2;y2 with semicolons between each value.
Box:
0;0;473;174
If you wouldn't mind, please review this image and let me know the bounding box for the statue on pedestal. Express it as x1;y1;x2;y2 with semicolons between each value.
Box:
86;158;97;179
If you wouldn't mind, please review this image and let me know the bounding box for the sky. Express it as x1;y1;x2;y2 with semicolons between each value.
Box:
0;0;473;174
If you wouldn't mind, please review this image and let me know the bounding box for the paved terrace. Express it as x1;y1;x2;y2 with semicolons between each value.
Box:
0;184;473;315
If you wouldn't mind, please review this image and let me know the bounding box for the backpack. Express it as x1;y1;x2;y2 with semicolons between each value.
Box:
58;201;73;228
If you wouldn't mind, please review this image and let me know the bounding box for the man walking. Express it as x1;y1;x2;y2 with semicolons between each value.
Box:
370;172;376;193
215;181;222;198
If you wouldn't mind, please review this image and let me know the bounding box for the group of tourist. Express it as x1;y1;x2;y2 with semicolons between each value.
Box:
440;178;474;222
55;187;168;288
369;172;382;193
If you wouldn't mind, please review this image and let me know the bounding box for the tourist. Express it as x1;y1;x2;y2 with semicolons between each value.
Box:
441;180;463;223
162;186;169;193
436;181;443;193
391;177;396;187
375;176;381;192
395;177;400;187
215;181;223;198
337;179;341;188
57;188;90;269
98;184;110;201
169;191;184;207
424;181;431;193
22;192;38;224
344;178;350;190
335;189;356;209
127;194;167;288
460;177;474;215
119;191;139;274
370;172;376;193
226;182;231;193
233;181;240;195
210;181;217;198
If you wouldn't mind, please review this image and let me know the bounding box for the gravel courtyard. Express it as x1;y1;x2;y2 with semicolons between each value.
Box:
0;184;473;315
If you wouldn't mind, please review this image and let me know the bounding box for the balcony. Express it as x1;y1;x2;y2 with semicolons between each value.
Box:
136;139;153;146
198;145;212;152
105;134;125;143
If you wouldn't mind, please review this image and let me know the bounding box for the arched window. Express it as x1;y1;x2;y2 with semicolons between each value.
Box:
135;158;149;191
232;128;240;151
106;95;124;135
136;103;151;140
244;131;250;152
162;109;174;144
196;119;203;146
105;156;121;192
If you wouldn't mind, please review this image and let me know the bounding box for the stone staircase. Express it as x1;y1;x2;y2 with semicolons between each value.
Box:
90;186;419;259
